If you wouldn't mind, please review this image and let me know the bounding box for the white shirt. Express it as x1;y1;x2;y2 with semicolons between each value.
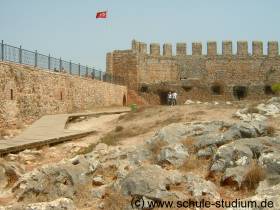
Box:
172;92;177;99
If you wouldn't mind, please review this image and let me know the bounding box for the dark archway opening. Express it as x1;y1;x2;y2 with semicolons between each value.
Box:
159;91;169;105
264;85;275;95
140;86;149;93
123;95;127;106
211;85;222;95
233;86;247;100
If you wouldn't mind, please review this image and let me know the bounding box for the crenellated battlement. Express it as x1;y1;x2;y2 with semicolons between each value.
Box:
131;40;280;57
109;39;280;100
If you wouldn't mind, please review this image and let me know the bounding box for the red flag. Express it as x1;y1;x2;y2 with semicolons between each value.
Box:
96;11;107;19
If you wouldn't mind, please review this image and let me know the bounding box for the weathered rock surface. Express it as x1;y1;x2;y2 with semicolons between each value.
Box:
234;97;280;121
147;121;268;152
221;166;249;188
0;160;24;192
119;165;184;200
185;172;220;200
12;154;99;202
226;180;280;210
157;143;189;167
210;137;279;172
259;149;280;174
0;198;76;210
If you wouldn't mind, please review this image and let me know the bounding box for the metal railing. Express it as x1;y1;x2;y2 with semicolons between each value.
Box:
0;40;124;85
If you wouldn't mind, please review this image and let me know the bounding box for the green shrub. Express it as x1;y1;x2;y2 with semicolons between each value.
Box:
129;104;138;112
272;83;280;93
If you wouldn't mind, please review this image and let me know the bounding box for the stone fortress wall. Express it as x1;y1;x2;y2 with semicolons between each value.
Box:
107;40;280;103
0;62;127;127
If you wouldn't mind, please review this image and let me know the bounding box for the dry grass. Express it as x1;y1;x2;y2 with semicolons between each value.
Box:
181;138;197;154
267;126;276;137
103;188;130;210
100;125;149;146
246;105;259;114
179;154;209;172
74;184;95;208
160;115;183;126
101;114;183;146
243;161;266;190
149;141;168;163
15;122;25;130
94;165;118;182
115;125;124;132
74;143;97;155
0;128;10;137
206;171;224;185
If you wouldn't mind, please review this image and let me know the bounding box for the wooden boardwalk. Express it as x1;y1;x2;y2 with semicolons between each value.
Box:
0;109;129;155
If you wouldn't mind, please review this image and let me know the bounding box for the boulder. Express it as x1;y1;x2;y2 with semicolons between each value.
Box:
267;97;280;104
210;137;279;172
147;121;226;146
185;172;220;200
0;160;24;192
259;149;280;174
257;103;280;116
197;146;217;158
0;198;76;210
226;181;280;210
221;166;249;188
12;154;99;202
120;165;184;200
91;185;107;199
157;143;189;167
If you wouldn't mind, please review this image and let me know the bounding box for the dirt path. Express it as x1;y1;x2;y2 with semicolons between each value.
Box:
1;103;246;173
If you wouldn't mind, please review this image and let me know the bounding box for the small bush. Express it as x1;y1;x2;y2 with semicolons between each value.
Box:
130;104;138;112
272;83;280;93
243;161;266;190
115;126;124;132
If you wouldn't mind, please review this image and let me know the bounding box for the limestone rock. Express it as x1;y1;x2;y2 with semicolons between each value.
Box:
221;166;249;188
185;172;220;200
91;185;107;199
12;154;99;202
226;181;280;210
0;198;76;210
0;160;24;191
157;143;189;167
92;175;105;186
120;165;184;200
197;146;217;158
259;150;280;174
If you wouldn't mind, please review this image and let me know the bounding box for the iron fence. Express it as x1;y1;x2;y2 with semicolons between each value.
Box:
0;40;124;85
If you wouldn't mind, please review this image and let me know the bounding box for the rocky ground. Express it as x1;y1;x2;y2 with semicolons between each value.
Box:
0;98;280;209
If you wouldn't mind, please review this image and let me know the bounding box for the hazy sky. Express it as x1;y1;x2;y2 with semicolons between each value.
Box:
1;0;280;70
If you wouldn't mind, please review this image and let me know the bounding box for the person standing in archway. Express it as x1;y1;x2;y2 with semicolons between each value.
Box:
167;91;172;106
172;91;178;106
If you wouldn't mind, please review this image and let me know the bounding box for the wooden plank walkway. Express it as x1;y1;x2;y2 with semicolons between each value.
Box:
0;109;130;155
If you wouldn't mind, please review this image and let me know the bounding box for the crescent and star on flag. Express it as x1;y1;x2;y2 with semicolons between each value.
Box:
96;11;108;19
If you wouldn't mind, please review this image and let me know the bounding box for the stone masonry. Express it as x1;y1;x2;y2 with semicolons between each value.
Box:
0;62;127;127
107;40;280;103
